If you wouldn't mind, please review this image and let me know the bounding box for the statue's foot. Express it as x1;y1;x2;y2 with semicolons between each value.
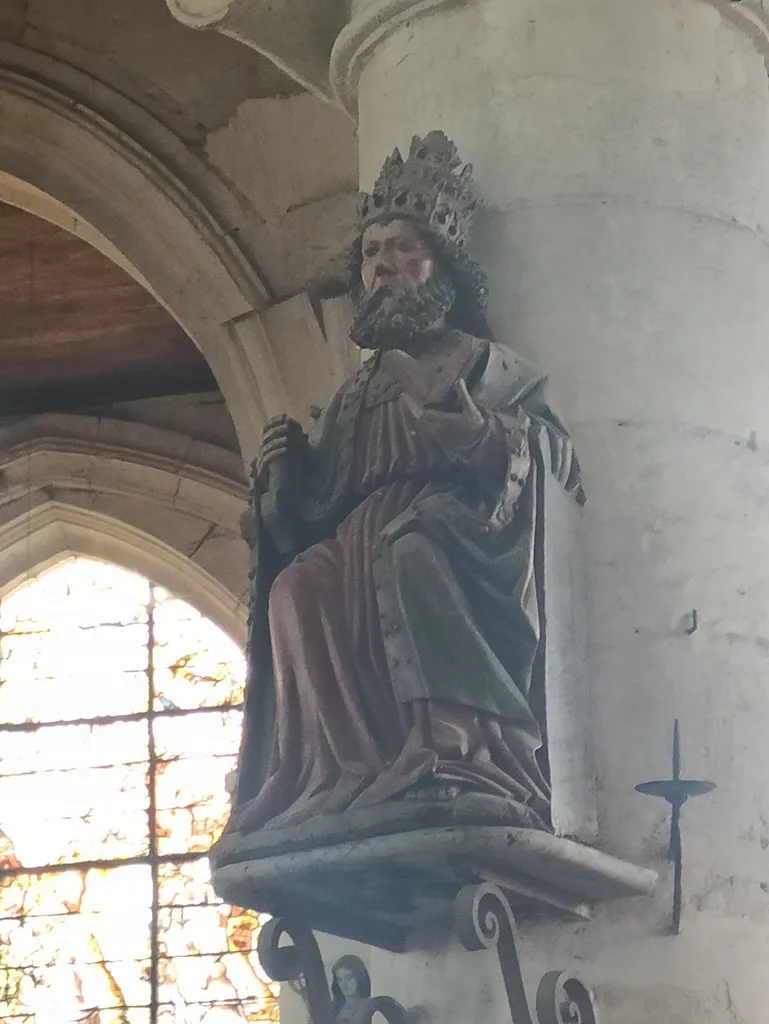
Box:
401;767;513;803
346;749;438;812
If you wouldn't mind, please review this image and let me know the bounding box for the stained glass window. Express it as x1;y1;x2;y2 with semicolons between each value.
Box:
0;557;278;1024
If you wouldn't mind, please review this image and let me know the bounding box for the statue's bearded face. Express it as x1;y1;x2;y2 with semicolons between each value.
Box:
360;219;435;300
351;218;456;350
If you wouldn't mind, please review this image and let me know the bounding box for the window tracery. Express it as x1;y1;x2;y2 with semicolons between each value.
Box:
0;558;277;1024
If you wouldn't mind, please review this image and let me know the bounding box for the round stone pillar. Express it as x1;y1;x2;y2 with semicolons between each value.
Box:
333;0;769;1018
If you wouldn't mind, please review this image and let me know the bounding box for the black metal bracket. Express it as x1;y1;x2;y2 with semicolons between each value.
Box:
257;883;598;1024
257;916;408;1024
455;883;598;1024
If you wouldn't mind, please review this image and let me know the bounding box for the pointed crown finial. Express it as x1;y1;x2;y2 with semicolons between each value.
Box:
360;131;480;250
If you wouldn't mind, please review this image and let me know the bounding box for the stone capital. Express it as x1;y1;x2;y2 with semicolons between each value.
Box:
165;0;344;101
330;0;468;114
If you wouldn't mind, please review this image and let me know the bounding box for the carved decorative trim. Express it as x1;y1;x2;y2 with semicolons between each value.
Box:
163;0;232;30
166;0;343;101
330;0;468;115
0;425;247;536
0;40;271;307
0;502;248;642
0;413;248;506
455;883;598;1024
0;417;250;639
329;0;769;115
0;41;285;461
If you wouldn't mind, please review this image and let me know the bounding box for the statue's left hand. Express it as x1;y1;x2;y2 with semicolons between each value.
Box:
401;378;491;451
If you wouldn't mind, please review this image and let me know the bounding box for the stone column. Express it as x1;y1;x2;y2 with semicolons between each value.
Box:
332;0;769;1018
164;0;342;99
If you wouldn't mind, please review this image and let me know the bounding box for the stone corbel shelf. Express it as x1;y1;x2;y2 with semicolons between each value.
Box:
213;823;657;953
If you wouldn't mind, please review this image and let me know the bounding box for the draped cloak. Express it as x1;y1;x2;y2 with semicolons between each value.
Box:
232;332;583;834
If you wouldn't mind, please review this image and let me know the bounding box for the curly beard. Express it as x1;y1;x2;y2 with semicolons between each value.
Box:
350;269;456;351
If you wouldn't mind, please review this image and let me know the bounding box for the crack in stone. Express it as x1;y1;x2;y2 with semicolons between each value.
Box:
723;979;742;1023
188;522;218;559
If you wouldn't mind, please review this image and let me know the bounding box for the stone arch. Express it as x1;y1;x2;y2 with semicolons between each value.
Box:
0;41;285;465
0;414;249;643
0;502;247;645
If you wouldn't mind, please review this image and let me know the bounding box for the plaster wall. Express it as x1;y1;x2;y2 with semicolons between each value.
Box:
305;0;769;1019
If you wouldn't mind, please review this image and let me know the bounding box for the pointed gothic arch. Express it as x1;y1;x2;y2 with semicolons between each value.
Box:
0;414;249;643
0;501;247;645
0;42;284;464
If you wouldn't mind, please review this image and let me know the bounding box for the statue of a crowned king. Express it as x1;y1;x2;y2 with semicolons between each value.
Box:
230;131;584;842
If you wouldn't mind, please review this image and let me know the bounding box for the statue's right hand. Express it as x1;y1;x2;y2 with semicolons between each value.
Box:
256;414;303;486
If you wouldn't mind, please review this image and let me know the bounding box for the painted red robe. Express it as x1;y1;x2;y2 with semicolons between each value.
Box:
233;333;582;834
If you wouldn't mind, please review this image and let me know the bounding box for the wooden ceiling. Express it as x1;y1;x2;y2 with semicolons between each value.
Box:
0;203;217;415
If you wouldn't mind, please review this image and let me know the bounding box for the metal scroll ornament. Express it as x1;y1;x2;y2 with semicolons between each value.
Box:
258;887;597;1024
455;883;598;1024
258;917;334;1024
257;917;407;1024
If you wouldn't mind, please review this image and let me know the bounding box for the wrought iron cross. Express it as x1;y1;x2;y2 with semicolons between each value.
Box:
636;719;716;934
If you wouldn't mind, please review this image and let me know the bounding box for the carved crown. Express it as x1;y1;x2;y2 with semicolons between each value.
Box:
361;131;480;250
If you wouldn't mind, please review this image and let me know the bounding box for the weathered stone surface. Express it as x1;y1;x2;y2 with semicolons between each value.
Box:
331;0;466;114
0;414;249;639
213;824;657;951
165;0;343;100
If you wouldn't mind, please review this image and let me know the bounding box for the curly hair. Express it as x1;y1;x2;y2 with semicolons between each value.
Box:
348;216;492;340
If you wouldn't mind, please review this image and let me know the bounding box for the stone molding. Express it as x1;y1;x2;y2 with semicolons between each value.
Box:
0;41;270;308
165;0;344;101
330;0;769;116
0;41;280;463
0;414;248;530
214;825;657;951
0;415;249;639
167;0;769;117
162;0;231;29
330;0;467;114
0;502;247;644
0;47;356;460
